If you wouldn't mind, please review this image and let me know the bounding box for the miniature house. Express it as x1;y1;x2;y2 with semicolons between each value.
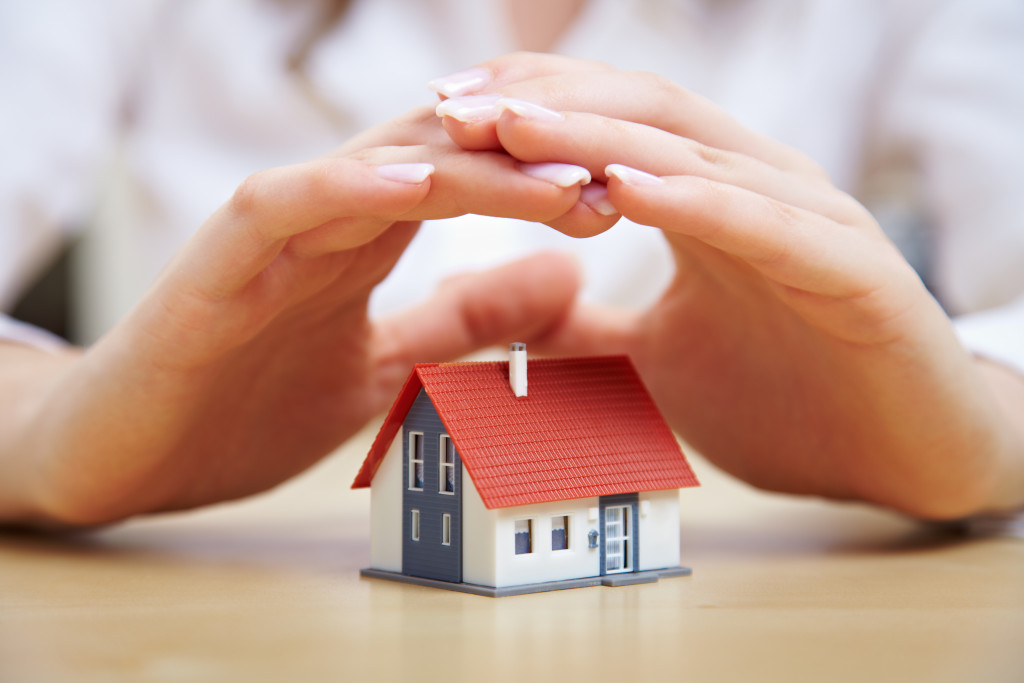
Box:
352;344;700;597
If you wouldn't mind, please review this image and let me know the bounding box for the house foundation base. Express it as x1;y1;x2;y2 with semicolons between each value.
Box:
359;566;692;598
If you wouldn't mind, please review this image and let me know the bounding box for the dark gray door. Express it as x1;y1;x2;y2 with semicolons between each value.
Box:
599;493;639;575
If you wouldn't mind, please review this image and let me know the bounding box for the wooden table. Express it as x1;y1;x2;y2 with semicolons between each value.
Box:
2;426;1022;682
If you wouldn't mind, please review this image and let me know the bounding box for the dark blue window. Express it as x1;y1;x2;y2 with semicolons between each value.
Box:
514;519;532;555
551;515;569;551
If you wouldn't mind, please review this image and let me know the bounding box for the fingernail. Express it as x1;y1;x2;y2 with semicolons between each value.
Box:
605;163;664;186
579;183;618;216
428;67;491;97
435;94;503;123
520;162;591;188
498;97;564;122
376;163;435;184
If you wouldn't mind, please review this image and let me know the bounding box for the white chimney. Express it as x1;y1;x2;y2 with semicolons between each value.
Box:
509;342;527;398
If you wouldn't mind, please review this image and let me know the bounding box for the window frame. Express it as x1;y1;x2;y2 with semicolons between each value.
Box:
441;513;452;546
407;431;424;491
438;434;456;495
411;509;421;542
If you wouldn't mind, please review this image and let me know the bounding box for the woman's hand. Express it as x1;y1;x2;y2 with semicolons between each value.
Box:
0;105;613;527
435;54;1024;519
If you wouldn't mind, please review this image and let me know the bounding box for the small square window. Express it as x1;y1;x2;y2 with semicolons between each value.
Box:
551;515;570;551
514;519;532;555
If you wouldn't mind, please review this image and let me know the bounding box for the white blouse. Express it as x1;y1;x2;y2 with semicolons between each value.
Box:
1;0;1023;373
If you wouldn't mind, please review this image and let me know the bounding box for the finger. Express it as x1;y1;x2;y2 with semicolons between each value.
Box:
172;159;435;298
429;54;611;152
333;104;450;154
287;152;603;258
438;70;823;177
427;52;611;98
369;251;584;395
542;182;621;238
604;164;905;300
490;106;867;224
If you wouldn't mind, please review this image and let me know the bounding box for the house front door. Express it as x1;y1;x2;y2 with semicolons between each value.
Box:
599;493;639;575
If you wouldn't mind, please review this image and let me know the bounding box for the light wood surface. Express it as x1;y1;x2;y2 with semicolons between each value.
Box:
2;425;1022;683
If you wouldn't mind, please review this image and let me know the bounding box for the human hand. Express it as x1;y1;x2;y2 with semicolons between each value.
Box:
0;104;614;527
434;54;1024;518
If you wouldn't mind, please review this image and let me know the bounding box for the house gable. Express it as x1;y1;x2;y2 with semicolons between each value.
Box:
353;355;699;509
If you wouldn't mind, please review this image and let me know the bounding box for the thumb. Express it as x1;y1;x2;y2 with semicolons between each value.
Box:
371;251;581;374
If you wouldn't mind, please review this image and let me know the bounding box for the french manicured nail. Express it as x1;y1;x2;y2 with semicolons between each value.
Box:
376;163;435;184
435;94;503;123
579;183;618;216
498;97;564;122
605;163;664;186
520;162;591;188
428;67;491;97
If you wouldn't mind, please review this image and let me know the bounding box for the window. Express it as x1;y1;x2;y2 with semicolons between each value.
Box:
442;513;452;546
408;432;424;490
439;435;455;494
551;515;570;551
514;519;532;555
411;509;421;542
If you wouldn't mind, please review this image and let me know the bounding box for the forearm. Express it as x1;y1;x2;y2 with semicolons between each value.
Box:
0;342;82;525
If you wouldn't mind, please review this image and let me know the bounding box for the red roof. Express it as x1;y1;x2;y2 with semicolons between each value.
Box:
352;356;699;509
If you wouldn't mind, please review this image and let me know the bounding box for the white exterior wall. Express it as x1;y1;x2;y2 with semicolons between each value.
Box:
637;489;681;571
460;468;499;587
368;437;403;572
375;446;683;583
493;497;602;588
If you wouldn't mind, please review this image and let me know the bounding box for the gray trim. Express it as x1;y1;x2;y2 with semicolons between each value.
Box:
360;566;692;598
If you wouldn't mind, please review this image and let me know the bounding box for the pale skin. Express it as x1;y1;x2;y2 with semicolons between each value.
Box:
434;53;1024;520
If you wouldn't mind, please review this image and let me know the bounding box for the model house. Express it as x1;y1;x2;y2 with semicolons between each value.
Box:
352;344;700;597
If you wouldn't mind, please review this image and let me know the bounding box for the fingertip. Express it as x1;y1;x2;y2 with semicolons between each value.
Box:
579;183;618;216
375;163;436;184
435;95;503;151
604;164;665;187
435;94;503;123
519;162;591;188
545;201;620;238
427;67;493;97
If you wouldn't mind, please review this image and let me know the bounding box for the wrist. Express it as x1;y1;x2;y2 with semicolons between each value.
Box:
973;356;1024;513
0;343;82;526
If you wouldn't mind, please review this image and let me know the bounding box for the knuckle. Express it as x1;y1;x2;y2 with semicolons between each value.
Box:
229;171;269;219
693;141;730;168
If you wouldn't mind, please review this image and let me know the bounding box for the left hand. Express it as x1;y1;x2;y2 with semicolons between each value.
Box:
434;53;1024;518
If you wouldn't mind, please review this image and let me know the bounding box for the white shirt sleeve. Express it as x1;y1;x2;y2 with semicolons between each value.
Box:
873;0;1024;371
0;313;69;352
0;0;156;311
955;294;1024;375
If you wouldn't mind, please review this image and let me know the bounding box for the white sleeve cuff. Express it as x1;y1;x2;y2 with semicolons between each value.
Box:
954;294;1024;376
949;510;1024;539
0;314;69;353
